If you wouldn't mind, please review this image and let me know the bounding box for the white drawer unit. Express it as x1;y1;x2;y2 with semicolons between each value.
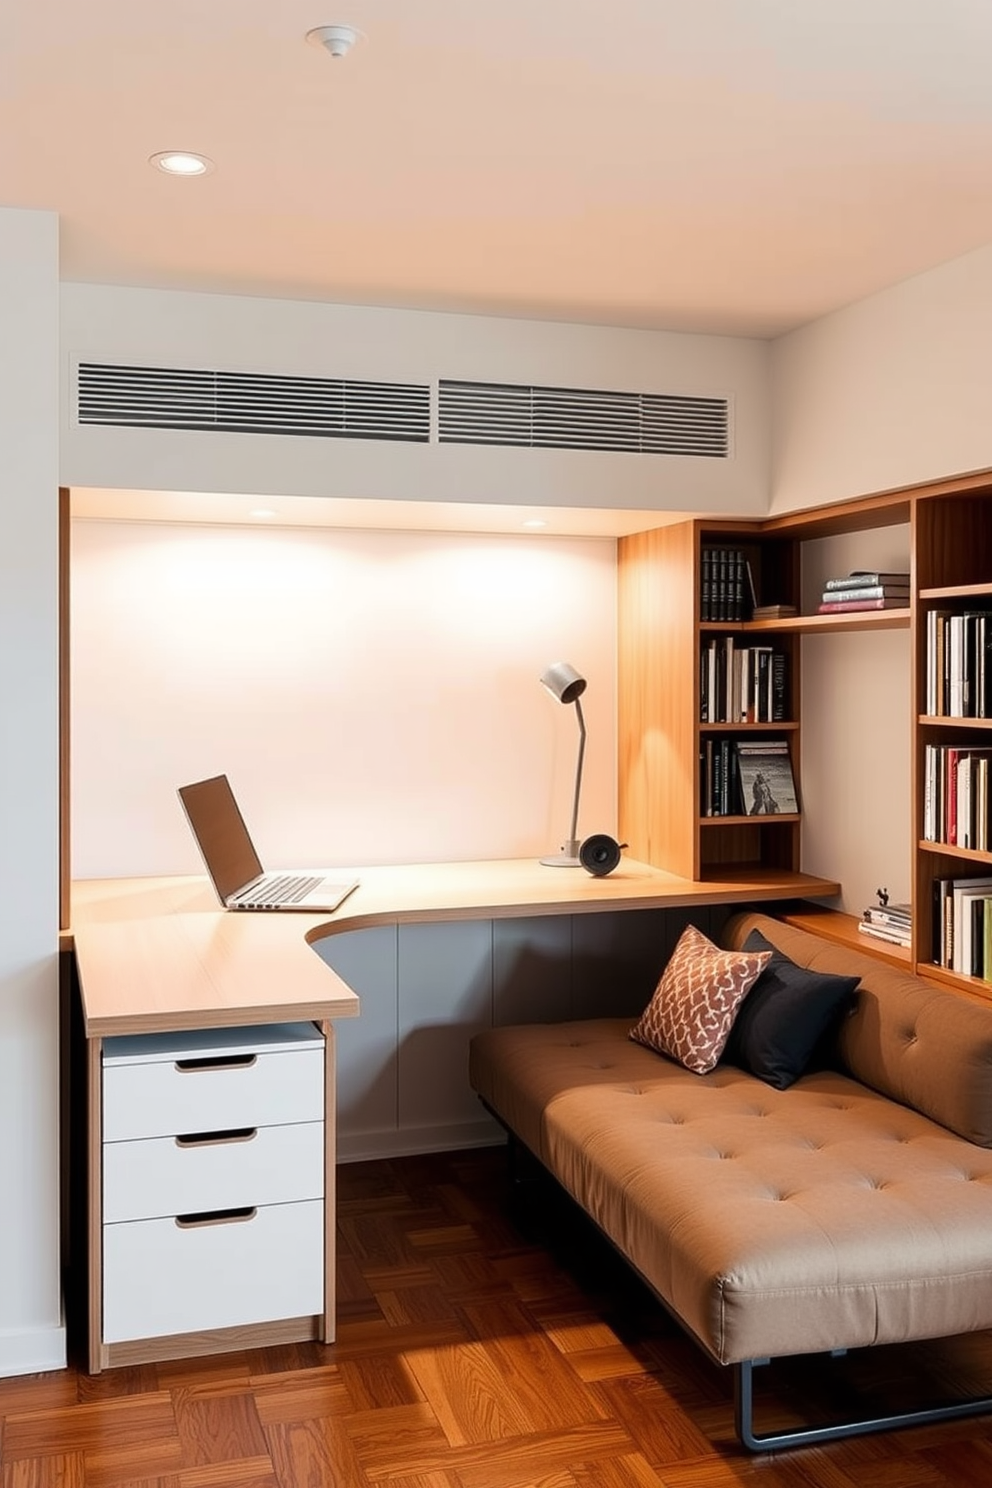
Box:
98;1021;327;1362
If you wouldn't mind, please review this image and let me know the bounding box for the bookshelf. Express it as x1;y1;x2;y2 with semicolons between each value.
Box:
915;486;992;994
617;499;912;889
614;473;992;1001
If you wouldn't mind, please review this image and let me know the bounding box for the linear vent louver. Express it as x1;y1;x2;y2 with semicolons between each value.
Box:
77;363;431;443
438;379;729;457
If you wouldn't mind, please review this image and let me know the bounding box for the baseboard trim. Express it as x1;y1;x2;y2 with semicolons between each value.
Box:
337;1118;505;1164
0;1323;67;1378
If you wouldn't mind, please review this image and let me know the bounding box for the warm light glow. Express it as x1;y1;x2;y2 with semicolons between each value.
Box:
149;151;214;177
249;508;277;520
522;519;547;529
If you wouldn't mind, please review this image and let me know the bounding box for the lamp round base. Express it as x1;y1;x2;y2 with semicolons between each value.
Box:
539;850;582;867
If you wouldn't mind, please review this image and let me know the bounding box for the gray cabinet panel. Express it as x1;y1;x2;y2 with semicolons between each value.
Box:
398;920;493;1131
572;908;679;1019
313;927;398;1139
493;915;573;1026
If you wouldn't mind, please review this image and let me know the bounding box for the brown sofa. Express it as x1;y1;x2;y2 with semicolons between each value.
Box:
468;911;992;1450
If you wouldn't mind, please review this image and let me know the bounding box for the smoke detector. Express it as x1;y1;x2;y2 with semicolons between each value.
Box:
306;24;363;59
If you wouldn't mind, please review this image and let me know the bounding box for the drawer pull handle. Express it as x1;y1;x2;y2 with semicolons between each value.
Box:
174;1054;258;1073
175;1206;257;1229
175;1128;257;1149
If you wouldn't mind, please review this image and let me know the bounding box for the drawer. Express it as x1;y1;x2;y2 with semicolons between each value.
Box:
103;1198;324;1343
103;1120;324;1223
103;1046;324;1141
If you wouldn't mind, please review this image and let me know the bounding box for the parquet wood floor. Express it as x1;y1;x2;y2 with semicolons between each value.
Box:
5;1146;992;1487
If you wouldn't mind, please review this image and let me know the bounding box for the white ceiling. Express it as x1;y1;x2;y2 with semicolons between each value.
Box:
8;0;992;339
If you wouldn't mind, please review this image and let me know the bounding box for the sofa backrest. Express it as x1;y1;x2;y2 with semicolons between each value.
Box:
724;912;992;1147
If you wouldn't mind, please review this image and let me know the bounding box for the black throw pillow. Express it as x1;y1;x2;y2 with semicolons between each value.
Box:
723;928;860;1090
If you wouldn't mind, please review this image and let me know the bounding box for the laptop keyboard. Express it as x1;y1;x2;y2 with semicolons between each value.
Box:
238;874;324;907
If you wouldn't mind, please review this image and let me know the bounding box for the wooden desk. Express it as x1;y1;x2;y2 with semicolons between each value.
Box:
69;856;841;1032
68;857;839;1372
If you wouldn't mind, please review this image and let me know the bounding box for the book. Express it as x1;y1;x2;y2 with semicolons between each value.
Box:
823;571;911;591
820;584;910;604
750;603;797;619
816;596;911;613
735;743;798;815
857;921;911;948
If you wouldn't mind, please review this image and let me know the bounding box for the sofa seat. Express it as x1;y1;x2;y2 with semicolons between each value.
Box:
469;1015;992;1367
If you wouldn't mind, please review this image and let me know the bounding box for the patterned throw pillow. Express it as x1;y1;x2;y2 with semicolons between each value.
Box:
629;923;771;1074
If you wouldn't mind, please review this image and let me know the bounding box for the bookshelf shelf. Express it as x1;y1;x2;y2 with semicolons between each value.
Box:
919;840;992;865
920;583;992;601
745;609;911;634
919;716;992;730
699;814;801;828
702;611;911;635
913;961;992;1005
699;721;799;734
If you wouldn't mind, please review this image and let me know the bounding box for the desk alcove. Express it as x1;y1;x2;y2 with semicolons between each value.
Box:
68;856;839;1372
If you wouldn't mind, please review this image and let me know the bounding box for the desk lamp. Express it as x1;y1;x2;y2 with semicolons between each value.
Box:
539;661;587;867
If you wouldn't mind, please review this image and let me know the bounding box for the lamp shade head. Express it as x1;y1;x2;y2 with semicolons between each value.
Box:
540;661;586;706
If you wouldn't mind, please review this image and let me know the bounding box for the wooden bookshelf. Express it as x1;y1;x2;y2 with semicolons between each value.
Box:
616;475;992;1001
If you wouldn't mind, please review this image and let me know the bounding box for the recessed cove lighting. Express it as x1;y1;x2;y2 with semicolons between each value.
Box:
149;151;214;177
522;519;547;529
249;508;277;520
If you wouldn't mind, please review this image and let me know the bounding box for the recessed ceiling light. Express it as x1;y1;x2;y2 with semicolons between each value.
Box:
249;508;277;520
522;519;547;530
149;151;214;177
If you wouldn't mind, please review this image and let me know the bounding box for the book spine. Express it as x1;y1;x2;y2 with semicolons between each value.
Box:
701;549;711;623
771;651;786;720
733;550;744;623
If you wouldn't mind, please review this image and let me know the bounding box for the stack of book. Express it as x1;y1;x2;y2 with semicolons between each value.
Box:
700;547;756;622
925;609;992;717
699;638;787;723
858;900;911;949
932;877;992;979
817;571;911;614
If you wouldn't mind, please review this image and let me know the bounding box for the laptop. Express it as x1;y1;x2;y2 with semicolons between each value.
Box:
178;774;360;912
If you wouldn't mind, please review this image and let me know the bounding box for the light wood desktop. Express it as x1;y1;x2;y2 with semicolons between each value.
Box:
68;856;839;1372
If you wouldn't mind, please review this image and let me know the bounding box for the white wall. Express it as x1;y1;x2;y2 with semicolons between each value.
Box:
771;243;992;513
0;209;63;1375
59;284;770;516
71;521;617;878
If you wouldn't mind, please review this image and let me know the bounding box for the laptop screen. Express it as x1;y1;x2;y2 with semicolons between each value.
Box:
177;774;263;903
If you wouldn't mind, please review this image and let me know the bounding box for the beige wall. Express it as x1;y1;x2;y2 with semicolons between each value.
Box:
770;243;992;513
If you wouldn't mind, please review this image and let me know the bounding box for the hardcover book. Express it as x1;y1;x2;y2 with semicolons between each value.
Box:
817;596;910;613
735;743;798;815
823;571;911;591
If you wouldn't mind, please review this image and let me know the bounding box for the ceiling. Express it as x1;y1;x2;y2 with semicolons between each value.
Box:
7;0;992;340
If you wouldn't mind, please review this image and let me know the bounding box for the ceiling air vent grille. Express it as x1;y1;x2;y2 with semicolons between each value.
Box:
438;379;729;457
77;363;431;443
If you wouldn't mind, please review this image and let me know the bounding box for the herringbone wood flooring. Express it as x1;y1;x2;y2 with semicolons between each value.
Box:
5;1146;992;1486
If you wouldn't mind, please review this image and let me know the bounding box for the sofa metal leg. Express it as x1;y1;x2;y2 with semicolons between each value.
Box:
735;1357;992;1452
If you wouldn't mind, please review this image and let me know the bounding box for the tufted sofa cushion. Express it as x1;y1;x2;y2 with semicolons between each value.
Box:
469;1015;992;1366
723;913;992;1147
